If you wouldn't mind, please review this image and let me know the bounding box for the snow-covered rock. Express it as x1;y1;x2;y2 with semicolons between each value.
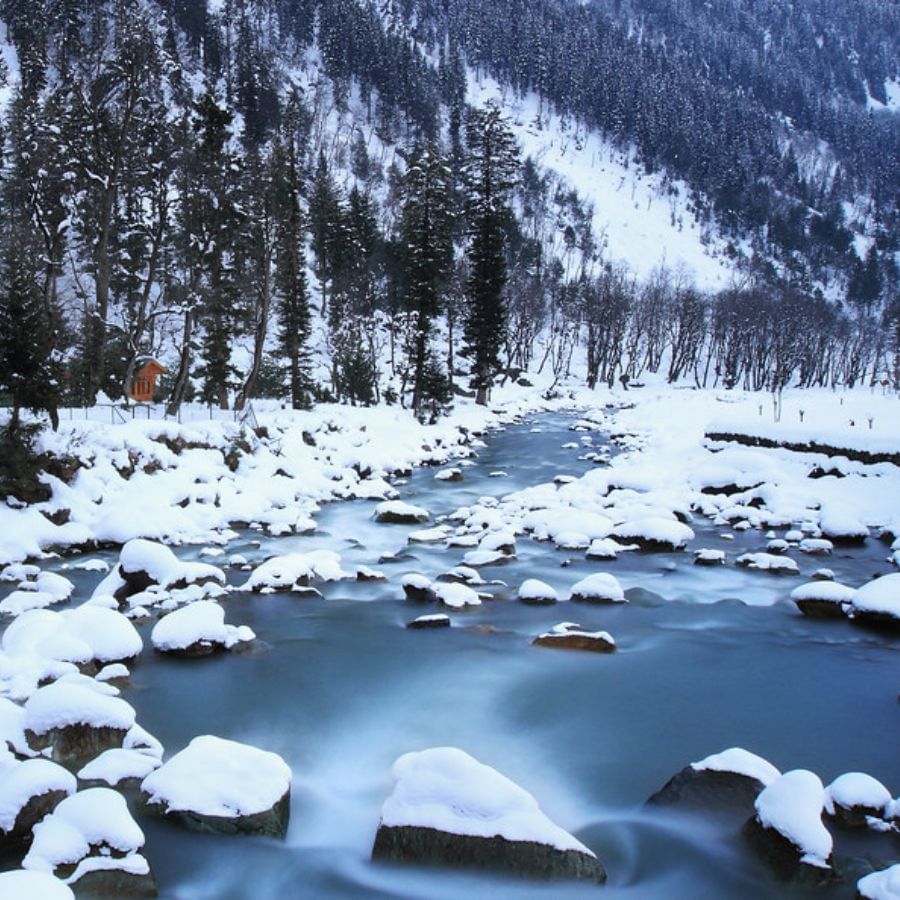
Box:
23;787;154;895
857;865;900;900
434;467;463;482
0;759;76;843
374;501;430;524
141;735;291;837
569;573;625;604
0;870;74;899
401;573;437;603
533;623;615;653
693;548;726;566
649;747;779;812
77;749;162;788
150;601;254;656
798;538;833;556
24;681;136;768
824;773;892;828
819;507;869;544
850;573;900;630
790;581;855;619
372;747;605;882
0;572;75;617
406;614;451;630
517;579;558;605
735;553;799;575
745;770;835;882
433;582;482;609
611;516;694;550
240;549;348;592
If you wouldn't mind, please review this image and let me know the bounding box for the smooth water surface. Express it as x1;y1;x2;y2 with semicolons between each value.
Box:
5;413;899;899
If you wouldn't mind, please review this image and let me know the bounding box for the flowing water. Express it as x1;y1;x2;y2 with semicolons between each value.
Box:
5;413;898;898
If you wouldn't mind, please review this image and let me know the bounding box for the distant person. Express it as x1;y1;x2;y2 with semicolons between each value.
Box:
619;373;630;391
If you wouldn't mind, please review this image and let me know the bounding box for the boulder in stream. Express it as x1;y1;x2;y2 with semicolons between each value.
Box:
856;864;900;900
374;501;430;525
141;735;291;838
790;581;854;619
648;747;779;813
517;579;558;605
569;573;625;604
0;758;76;845
150;601;255;657
849;574;900;631
371;747;605;883
533;623;615;653
824;773;893;829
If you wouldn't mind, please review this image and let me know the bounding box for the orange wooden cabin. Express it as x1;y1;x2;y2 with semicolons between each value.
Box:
129;359;167;402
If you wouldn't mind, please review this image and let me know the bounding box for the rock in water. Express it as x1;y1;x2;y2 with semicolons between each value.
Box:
371;747;605;883
856;864;900;900
23;787;156;896
850;573;900;632
141;735;291;838
824;773;893;828
533;623;615;653
743;769;837;884
374;501;430;524
648;747;780;813
791;581;854;619
0;759;76;845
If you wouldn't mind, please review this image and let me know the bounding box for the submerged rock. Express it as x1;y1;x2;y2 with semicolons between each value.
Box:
372;747;605;883
648;748;779;813
141;735;291;838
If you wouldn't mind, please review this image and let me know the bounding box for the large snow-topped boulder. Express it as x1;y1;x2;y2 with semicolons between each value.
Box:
649;748;779;813
611;516;694;551
533;623;615;653
240;550;348;593
374;501;430;524
825;773;893;828
517;579;558;606
744;770;836;883
63;606;143;665
150;601;254;657
371;747;605;883
24;681;136;768
23;787;155;896
569;573;625;604
857;865;900;900
791;581;855;619
401;573;438;603
850;574;900;631
0;759;76;844
141;735;291;837
115;538;225;600
0;870;74;900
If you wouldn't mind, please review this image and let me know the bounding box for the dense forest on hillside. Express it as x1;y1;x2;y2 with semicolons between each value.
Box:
0;0;897;433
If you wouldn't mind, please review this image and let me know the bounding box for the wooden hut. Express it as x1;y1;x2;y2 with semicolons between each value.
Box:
129;359;167;402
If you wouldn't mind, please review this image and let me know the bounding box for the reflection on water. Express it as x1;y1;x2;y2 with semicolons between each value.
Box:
8;414;899;898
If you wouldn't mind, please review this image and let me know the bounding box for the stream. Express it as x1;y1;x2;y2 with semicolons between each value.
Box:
5;412;899;899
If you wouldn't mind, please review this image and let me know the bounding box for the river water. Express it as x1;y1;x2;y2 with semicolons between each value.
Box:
7;413;899;898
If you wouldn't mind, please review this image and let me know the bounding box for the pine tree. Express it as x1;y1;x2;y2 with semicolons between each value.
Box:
462;103;518;405
398;141;454;416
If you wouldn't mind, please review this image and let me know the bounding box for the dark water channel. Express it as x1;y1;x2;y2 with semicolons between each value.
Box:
8;413;900;898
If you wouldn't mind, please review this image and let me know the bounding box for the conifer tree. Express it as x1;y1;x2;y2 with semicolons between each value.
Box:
462;103;518;405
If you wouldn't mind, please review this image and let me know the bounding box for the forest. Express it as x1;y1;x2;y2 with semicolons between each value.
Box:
0;0;897;432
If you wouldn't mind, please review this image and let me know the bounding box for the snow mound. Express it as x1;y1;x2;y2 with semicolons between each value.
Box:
77;749;162;787
119;538;225;588
433;583;482;609
0;759;76;832
569;573;625;604
240;550;348;592
857;865;900;900
691;748;780;786
754;770;832;868
790;582;855;604
151;601;254;653
24;681;136;736
851;573;900;618
379;747;594;853
517;579;558;604
736;553;799;574
0;870;74;899
23;788;149;883
141;735;291;818
611;516;694;549
374;501;430;524
825;773;892;816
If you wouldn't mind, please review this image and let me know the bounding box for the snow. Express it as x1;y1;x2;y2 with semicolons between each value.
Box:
690;748;780;786
754;770;832;868
517;579;558;603
77;749;161;787
0;870;74;900
858;865;900;900
790;581;855;604
141;735;291;818
536;623;615;646
435;467;462;481
23;787;148;881
150;601;255;652
380;747;595;854
462;549;509;567
851;574;900;617
433;582;482;609
735;552;799;574
374;500;430;523
0;759;76;832
569;573;625;603
24;681;136;736
240;550;349;592
611;516;694;549
119;538;225;588
825;773;892;816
